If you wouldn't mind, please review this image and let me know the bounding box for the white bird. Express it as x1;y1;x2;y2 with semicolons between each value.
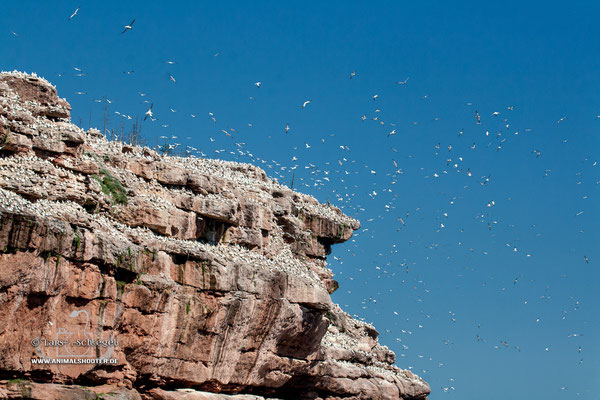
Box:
373;94;379;100
396;77;409;85
144;104;154;121
350;70;357;79
387;129;397;137
285;123;290;133
121;19;136;34
557;116;567;124
164;61;176;65
169;74;176;83
254;82;261;88
302;100;312;109
68;7;80;21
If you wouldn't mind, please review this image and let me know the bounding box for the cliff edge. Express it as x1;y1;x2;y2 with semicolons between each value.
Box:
0;72;430;400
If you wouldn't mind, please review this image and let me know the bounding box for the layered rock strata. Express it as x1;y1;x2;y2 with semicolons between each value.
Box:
0;72;430;400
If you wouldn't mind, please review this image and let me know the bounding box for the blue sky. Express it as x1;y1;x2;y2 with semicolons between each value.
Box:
2;1;599;398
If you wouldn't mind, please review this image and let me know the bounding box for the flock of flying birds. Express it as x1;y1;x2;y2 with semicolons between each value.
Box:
7;6;597;396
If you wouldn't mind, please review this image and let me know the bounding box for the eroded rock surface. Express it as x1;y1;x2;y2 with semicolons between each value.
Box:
0;72;430;400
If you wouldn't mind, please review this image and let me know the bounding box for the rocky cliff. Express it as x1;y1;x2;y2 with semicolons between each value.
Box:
0;72;430;400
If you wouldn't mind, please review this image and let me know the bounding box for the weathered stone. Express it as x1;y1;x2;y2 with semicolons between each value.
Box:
1;130;31;153
0;72;430;400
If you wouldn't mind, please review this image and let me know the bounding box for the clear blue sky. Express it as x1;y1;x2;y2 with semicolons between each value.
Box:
2;1;599;398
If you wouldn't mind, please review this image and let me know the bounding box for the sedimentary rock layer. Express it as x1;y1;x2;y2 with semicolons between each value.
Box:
0;71;430;400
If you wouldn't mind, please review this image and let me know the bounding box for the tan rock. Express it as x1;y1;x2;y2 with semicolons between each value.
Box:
0;72;430;400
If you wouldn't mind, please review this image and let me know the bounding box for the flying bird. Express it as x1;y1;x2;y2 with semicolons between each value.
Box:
68;7;80;21
302;100;312;109
285;123;290;133
121;19;136;34
475;110;481;124
169;74;176;83
396;77;409;85
144;104;154;121
254;82;261;88
350;70;357;79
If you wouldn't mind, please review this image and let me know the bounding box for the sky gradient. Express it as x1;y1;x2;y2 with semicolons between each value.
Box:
1;1;599;398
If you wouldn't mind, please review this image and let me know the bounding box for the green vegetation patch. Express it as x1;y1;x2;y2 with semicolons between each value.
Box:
93;168;128;205
7;379;32;398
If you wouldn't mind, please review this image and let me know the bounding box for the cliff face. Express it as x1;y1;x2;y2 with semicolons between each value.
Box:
0;72;430;400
